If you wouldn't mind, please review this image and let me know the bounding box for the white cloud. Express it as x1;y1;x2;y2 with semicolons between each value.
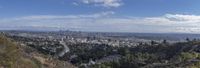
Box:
8;11;115;20
1;14;200;33
80;0;123;8
165;14;200;22
72;2;79;6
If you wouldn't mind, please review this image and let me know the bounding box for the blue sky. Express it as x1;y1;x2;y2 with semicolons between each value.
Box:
1;0;200;33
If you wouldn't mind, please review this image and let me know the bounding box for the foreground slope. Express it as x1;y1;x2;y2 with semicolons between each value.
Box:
0;34;76;68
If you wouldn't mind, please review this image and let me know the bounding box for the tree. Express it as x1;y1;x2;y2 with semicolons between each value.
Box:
162;39;167;44
186;38;190;42
151;40;156;45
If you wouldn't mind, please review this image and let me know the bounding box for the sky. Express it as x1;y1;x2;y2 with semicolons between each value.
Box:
1;0;200;33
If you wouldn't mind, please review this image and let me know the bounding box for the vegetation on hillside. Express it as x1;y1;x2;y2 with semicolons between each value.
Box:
0;34;76;68
56;39;200;68
0;34;40;68
89;40;200;68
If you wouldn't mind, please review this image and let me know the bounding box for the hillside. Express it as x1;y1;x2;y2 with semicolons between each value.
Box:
0;34;76;68
90;40;200;68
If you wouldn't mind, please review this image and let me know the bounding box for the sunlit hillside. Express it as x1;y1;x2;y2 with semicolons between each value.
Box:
0;34;76;68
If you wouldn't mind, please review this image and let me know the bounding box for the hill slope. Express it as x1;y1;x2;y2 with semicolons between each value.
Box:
0;34;76;68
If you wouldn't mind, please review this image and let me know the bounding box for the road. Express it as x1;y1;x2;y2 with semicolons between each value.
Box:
58;39;70;57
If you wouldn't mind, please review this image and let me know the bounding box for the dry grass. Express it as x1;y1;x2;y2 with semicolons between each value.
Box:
0;35;40;68
0;34;76;68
